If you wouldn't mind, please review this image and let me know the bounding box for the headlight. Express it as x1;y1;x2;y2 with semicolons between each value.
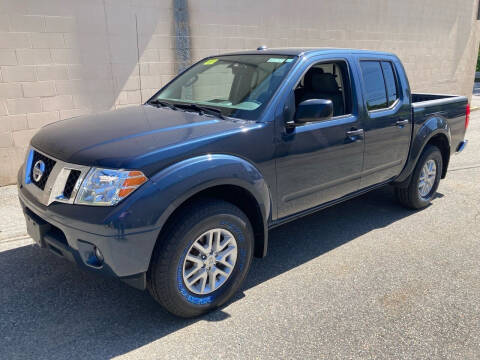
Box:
75;168;148;206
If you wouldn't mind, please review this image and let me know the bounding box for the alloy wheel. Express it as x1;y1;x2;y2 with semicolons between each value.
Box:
182;228;238;295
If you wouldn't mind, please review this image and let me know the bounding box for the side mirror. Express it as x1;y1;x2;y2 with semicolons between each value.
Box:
294;99;333;124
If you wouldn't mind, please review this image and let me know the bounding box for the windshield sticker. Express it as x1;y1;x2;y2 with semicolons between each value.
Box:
267;58;286;63
204;58;218;65
285;58;293;63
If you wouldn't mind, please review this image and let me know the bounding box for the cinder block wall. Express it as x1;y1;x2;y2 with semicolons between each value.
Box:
188;0;480;97
0;0;176;185
0;0;479;185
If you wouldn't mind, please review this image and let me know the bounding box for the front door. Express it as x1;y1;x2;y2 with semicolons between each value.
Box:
275;59;365;219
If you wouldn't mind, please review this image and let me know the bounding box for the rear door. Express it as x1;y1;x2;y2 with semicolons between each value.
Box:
357;58;412;187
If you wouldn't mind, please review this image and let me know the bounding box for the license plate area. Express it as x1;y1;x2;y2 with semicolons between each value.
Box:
24;209;51;247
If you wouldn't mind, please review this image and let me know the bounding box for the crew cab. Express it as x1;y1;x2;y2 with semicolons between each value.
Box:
18;48;469;317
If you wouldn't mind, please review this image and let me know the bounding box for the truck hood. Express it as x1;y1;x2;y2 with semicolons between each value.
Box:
31;105;258;174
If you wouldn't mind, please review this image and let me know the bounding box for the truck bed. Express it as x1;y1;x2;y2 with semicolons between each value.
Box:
412;93;463;103
411;93;468;153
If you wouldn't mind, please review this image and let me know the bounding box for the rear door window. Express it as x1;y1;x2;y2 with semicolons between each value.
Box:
360;61;387;111
381;61;399;106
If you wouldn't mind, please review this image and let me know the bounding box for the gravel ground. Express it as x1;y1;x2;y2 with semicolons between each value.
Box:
0;113;478;360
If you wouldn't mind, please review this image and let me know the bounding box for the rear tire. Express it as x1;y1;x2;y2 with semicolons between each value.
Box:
147;199;254;318
395;144;443;209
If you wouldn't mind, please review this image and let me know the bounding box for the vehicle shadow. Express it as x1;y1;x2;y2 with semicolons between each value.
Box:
0;186;419;359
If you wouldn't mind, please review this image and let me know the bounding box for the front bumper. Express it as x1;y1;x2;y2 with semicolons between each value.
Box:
18;178;160;290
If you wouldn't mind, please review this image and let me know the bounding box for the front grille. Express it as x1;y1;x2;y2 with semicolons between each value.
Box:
63;170;81;199
31;151;56;190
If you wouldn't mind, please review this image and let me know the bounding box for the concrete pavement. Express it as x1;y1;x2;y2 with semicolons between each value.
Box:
0;113;479;359
470;94;480;110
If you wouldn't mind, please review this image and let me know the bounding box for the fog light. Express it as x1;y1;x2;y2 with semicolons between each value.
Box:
94;246;104;263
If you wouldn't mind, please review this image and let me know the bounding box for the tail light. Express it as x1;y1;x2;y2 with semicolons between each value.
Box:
465;103;470;129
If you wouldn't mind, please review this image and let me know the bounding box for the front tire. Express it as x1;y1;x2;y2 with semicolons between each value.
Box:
147;199;254;318
395;144;443;209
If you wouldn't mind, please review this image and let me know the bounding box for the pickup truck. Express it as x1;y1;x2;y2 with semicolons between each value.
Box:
18;48;468;317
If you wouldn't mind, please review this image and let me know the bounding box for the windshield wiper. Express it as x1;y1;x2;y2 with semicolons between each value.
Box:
148;99;178;110
173;103;226;120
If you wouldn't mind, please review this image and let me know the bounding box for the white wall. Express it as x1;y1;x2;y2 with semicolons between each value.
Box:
188;0;480;97
0;0;479;185
0;0;176;185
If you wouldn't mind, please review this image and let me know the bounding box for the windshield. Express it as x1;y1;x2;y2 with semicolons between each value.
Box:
149;54;297;120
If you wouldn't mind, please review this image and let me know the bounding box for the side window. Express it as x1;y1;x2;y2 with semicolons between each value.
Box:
294;61;352;117
360;61;387;111
381;61;399;106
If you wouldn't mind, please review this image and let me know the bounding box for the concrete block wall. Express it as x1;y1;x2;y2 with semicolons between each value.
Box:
0;0;176;185
0;0;479;185
188;0;480;98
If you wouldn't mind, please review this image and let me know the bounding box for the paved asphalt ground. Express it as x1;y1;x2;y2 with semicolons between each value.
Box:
0;113;479;360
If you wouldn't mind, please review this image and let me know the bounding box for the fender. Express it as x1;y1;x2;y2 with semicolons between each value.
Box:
394;115;451;184
149;154;271;255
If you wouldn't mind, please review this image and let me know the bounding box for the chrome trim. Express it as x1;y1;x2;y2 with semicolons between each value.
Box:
22;146;91;206
32;159;45;182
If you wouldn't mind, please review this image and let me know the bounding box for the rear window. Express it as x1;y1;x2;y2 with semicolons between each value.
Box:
360;61;387;110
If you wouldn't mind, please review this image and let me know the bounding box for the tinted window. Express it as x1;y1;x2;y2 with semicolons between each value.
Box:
294;61;352;117
381;61;398;106
360;61;387;110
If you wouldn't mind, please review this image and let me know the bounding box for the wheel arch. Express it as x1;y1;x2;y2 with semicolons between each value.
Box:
394;115;451;185
425;133;450;178
158;184;267;259
147;154;271;265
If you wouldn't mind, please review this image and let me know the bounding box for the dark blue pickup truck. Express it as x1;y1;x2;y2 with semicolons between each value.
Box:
18;48;468;317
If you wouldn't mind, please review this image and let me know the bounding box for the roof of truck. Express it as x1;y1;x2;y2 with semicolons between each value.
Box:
221;47;396;57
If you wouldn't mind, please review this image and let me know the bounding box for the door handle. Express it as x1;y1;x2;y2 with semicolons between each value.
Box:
396;119;409;127
346;129;364;136
346;128;364;140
